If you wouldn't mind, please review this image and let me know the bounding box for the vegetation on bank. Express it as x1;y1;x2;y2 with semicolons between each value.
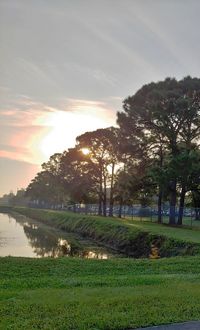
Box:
10;207;200;258
1;256;200;329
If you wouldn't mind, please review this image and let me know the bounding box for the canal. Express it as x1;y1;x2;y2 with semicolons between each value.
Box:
0;212;119;258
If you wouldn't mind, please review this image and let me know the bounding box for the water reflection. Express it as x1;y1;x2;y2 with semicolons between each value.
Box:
58;239;108;259
0;213;113;258
83;251;108;259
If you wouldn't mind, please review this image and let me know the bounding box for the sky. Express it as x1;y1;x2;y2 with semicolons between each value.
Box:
0;0;200;196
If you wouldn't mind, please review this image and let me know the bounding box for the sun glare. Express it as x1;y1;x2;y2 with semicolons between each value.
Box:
38;108;112;162
82;148;90;155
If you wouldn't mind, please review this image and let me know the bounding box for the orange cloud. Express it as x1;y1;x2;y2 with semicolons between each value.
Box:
0;96;117;165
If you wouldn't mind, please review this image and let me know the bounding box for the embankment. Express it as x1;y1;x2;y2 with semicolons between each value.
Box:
3;206;200;258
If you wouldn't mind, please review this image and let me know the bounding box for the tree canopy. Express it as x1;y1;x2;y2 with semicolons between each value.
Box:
21;76;200;225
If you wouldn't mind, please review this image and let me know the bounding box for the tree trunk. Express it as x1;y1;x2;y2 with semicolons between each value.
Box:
98;171;103;216
98;196;102;215
195;209;200;221
103;196;106;216
177;184;186;225
103;172;107;217
192;191;200;220
109;163;115;217
169;180;177;225
118;198;123;218
157;142;163;223
157;186;162;223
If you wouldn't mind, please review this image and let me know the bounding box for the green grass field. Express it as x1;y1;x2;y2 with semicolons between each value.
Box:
1;256;200;330
1;208;200;329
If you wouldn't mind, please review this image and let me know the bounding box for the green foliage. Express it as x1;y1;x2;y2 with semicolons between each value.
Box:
118;76;200;224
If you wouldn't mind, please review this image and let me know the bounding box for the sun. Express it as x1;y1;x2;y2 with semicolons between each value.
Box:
82;148;90;155
37;105;113;162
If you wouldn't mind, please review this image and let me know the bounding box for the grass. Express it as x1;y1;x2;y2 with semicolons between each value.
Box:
1;208;200;329
8;207;200;258
124;218;200;244
1;256;200;329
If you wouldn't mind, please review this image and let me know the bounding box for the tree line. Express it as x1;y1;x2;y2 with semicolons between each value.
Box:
26;77;200;225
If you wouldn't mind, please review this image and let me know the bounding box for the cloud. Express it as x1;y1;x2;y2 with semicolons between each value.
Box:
0;149;30;162
0;95;117;166
0;124;48;164
0;144;30;154
60;98;116;119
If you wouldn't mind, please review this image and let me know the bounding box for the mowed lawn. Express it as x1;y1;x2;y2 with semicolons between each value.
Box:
124;217;200;244
1;256;200;330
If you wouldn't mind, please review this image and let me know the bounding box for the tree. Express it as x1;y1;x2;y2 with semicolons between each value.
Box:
0;192;15;206
9;189;29;206
118;77;200;225
76;127;122;216
174;148;200;224
26;170;62;207
59;147;97;204
26;153;67;207
191;190;200;220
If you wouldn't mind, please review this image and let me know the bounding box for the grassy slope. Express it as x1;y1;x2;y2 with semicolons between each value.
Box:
124;218;200;243
1;256;200;329
10;207;200;258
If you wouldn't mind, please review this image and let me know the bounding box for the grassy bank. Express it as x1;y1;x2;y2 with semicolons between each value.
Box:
8;207;200;258
124;217;200;244
1;256;200;329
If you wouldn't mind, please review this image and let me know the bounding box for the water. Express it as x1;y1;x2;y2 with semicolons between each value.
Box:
0;212;118;258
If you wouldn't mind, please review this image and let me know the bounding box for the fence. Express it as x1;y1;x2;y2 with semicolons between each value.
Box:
61;204;200;227
28;201;200;228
